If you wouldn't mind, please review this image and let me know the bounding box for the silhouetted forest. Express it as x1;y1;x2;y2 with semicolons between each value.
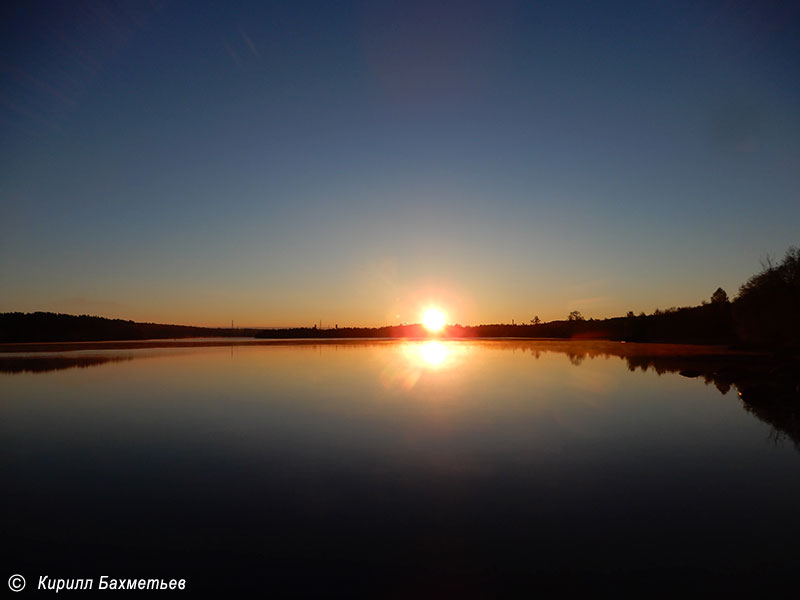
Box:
256;246;799;350
2;246;798;349
732;247;800;348
251;307;734;343
0;312;259;343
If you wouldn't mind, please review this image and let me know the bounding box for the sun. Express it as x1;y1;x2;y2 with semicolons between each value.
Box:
422;307;446;333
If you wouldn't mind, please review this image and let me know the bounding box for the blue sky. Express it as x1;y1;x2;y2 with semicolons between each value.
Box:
2;0;799;326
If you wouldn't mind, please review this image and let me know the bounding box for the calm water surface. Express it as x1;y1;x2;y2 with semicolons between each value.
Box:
2;340;799;593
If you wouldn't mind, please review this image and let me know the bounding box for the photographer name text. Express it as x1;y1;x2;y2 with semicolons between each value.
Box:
37;575;186;593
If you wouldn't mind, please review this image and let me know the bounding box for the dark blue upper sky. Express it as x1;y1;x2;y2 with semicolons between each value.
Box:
2;0;799;326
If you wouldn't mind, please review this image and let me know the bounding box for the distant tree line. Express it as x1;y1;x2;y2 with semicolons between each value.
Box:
0;313;258;343
2;246;797;349
253;246;799;350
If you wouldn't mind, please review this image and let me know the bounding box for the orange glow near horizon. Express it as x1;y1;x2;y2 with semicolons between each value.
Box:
421;307;447;333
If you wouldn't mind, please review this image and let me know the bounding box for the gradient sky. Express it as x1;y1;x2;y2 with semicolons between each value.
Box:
2;0;799;327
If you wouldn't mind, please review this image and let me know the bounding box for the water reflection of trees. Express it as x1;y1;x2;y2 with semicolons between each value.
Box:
627;353;799;450
514;340;800;452
3;339;798;451
568;352;585;366
0;355;134;374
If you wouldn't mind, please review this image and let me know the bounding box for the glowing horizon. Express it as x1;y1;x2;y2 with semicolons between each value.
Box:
1;3;798;328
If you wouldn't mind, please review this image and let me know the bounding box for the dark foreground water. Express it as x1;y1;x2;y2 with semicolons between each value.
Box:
2;340;799;595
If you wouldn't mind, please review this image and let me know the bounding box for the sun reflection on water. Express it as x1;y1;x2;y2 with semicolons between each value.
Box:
379;341;469;390
418;341;448;367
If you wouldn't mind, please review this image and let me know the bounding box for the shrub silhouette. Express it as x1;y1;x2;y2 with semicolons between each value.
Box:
711;287;729;304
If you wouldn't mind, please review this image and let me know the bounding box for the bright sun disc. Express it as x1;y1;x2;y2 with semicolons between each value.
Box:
422;308;446;332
